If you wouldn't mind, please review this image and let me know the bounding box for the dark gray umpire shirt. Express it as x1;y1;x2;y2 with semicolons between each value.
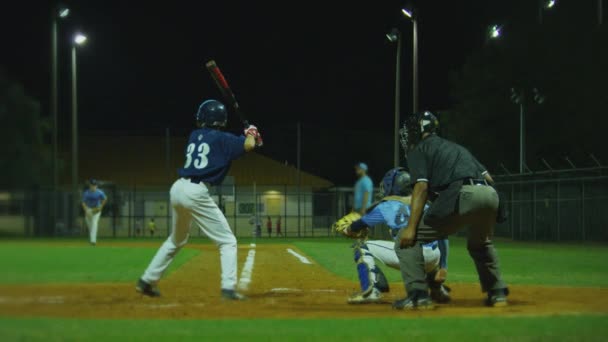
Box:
407;134;487;226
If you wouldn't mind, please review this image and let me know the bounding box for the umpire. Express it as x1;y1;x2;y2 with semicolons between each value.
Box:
393;111;508;310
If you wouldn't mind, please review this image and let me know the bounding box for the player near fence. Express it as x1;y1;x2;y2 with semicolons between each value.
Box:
393;111;508;310
148;218;156;237
333;168;450;304
353;163;373;215
266;216;272;238
136;99;263;300
276;215;282;236
81;179;107;246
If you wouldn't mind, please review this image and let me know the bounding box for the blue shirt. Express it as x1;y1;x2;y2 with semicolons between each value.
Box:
178;128;246;185
82;189;106;208
353;175;373;211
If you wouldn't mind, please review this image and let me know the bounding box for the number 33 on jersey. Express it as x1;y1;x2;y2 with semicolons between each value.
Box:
178;128;247;185
184;142;211;169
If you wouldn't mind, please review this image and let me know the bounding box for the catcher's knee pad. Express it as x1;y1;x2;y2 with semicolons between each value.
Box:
372;266;390;293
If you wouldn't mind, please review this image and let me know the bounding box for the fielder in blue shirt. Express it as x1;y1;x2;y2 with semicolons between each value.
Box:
81;179;106;246
353;162;373;214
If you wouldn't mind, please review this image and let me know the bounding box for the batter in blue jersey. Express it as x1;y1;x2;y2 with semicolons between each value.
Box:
340;168;451;304
137;99;263;300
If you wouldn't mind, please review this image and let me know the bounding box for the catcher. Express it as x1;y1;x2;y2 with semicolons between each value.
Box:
334;167;450;304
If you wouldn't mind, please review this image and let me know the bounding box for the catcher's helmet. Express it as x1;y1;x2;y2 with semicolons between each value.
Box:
381;167;412;197
196;99;227;127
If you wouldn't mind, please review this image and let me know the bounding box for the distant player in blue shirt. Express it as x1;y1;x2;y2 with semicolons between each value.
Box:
137;99;262;300
353;162;373;215
341;168;450;304
81;179;106;246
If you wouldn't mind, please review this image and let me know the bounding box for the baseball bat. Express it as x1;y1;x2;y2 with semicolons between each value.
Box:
205;60;249;127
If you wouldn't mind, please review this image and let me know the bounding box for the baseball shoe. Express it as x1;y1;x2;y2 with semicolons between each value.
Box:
136;279;161;297
393;291;434;311
430;284;451;304
486;288;508;307
347;287;382;304
221;289;246;301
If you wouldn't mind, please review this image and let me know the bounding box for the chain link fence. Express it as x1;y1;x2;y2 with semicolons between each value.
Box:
494;174;608;241
0;185;356;239
3;172;607;242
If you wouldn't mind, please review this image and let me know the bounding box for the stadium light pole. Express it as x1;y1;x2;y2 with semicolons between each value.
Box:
510;87;545;174
71;32;87;229
386;28;401;167
51;5;69;228
402;8;419;114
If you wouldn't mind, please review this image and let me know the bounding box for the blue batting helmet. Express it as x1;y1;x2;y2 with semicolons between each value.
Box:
196;99;227;127
381;167;412;197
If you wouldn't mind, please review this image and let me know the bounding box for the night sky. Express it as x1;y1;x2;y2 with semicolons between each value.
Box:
1;1;538;184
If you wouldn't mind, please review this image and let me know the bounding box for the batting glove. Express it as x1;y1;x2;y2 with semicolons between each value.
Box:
244;125;264;147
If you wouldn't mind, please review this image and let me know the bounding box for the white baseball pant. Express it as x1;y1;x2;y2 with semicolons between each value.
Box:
363;240;440;280
141;178;238;290
85;208;101;244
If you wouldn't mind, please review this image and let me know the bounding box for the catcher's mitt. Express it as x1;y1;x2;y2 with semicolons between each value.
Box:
332;212;366;238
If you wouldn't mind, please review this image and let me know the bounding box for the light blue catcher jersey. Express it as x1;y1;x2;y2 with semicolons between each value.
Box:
360;200;430;240
178;128;246;185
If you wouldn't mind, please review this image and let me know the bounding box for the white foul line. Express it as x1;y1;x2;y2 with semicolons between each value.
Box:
286;248;312;264
237;246;256;291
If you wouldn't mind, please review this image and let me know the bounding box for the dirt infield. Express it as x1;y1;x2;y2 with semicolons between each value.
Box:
0;243;606;319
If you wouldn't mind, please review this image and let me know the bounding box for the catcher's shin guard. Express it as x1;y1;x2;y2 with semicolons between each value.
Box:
353;242;375;292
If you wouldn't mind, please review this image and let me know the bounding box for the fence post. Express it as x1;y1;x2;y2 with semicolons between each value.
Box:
284;184;287;239
581;181;586;241
234;184;238;237
533;182;537;241
556;181;561;241
510;184;515;240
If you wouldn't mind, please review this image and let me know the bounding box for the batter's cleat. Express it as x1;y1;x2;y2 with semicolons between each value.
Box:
347;287;382;304
430;284;451;304
486;288;508;307
221;289;246;301
136;279;161;297
393;291;434;311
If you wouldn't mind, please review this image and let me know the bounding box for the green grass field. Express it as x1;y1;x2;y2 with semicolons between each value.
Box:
0;237;607;341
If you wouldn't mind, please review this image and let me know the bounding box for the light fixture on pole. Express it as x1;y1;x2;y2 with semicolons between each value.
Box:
488;25;502;39
71;32;87;229
539;0;557;24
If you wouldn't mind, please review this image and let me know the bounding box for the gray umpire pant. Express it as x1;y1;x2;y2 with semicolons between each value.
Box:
395;184;507;294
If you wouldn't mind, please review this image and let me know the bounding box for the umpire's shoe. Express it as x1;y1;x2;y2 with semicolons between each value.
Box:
221;289;246;301
486;288;509;307
136;279;161;297
393;290;434;310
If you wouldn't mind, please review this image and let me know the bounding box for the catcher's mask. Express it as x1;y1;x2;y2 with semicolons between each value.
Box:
399;111;439;155
381;167;412;197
